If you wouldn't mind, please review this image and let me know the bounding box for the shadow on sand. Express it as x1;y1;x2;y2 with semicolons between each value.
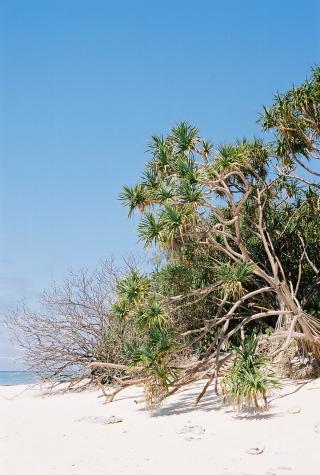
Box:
138;381;288;419
149;390;223;417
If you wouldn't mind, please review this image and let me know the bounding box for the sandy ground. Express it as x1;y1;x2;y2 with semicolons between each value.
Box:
1;379;320;475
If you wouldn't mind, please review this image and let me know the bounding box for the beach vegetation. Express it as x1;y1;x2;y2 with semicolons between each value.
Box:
9;67;320;410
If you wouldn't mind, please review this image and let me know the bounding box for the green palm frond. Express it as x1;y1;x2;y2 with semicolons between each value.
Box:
178;180;205;206
116;270;151;305
119;184;151;217
236;138;269;175
160;205;191;243
200;140;213;161
214;140;269;176
171;121;200;153
174;155;198;183
148;135;174;176
153;178;176;203
156;149;173;176
125;326;177;381
223;335;280;411
259;67;320;168
214;144;245;172
141;168;159;191
135;297;169;330
148;134;168;156
137;212;163;247
111;300;129;319
125;341;145;366
215;262;253;298
148;326;174;354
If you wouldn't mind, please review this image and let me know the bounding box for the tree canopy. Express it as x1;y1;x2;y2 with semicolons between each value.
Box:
103;68;320;408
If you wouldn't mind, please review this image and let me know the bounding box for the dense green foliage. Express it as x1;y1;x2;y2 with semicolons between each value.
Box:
111;68;320;409
222;336;279;410
10;68;320;410
260;67;320;175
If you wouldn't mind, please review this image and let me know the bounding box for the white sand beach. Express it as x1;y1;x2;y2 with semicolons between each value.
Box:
1;379;320;475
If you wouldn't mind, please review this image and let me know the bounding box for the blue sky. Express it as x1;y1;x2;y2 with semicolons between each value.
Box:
0;0;319;369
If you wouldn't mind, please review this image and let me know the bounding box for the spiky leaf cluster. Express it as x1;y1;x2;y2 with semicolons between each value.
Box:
215;262;253;298
120;122;270;254
222;335;280;411
260;66;320;174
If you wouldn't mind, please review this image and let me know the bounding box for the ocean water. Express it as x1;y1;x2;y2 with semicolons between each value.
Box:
0;371;37;385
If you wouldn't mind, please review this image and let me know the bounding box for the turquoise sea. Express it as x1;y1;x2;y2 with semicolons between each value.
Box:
0;371;37;385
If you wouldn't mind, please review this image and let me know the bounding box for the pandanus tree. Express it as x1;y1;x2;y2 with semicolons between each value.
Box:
260;66;320;177
88;69;320;408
